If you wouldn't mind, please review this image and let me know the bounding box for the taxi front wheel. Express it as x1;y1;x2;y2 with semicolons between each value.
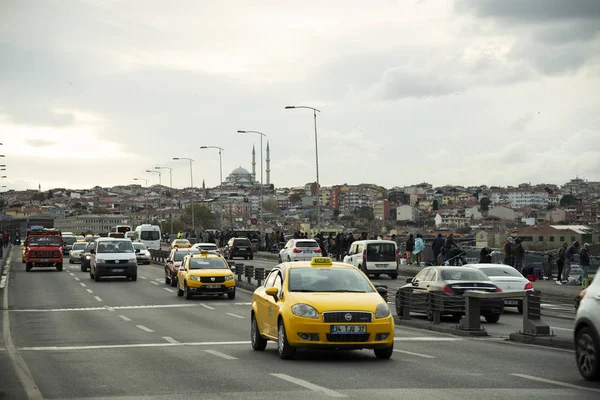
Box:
277;320;296;360
251;315;267;351
374;345;394;359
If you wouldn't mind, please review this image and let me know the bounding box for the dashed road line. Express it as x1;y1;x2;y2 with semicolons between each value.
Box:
226;312;244;319
271;373;347;398
139;276;147;280
234;302;251;306
136;325;154;333
204;349;237;360
200;303;215;310
17;340;251;351
163;336;179;344
74;277;80;281
118;315;132;322
86;289;94;294
68;272;75;276
163;288;174;293
511;373;600;394
394;337;463;342
151;281;159;286
94;296;103;302
79;282;86;287
393;349;437;359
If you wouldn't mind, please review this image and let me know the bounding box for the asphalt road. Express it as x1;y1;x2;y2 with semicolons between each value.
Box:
2;247;599;399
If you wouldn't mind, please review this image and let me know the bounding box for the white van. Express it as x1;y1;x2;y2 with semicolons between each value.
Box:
133;224;161;250
124;231;136;241
343;240;398;279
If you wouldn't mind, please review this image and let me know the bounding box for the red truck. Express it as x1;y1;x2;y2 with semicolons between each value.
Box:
23;226;64;272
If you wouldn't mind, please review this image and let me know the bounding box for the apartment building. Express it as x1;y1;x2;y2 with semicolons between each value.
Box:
54;215;131;233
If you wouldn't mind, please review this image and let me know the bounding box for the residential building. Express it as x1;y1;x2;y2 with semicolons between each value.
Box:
488;206;518;221
54;215;132;234
373;200;390;220
396;205;418;222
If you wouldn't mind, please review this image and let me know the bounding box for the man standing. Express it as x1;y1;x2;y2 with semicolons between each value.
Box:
579;243;591;282
556;242;567;284
444;233;458;262
431;234;444;265
561;241;580;284
503;237;514;267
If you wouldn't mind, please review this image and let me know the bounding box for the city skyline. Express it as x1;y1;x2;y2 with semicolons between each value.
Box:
2;1;600;191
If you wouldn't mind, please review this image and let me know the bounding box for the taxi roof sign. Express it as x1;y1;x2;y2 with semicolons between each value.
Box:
310;257;333;266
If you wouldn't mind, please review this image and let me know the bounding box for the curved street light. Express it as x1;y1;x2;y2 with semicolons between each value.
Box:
237;130;267;240
155;166;174;234
200;146;225;230
173;157;195;234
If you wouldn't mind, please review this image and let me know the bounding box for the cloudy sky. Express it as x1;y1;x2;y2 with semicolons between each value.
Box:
2;0;599;191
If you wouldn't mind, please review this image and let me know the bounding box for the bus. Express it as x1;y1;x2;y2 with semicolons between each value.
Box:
133;224;161;250
113;225;132;235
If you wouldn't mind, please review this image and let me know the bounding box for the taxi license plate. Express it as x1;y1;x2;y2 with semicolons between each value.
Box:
238;247;246;250
505;300;519;305
112;269;124;273
375;264;388;268
39;259;50;262
330;325;367;334
205;285;220;289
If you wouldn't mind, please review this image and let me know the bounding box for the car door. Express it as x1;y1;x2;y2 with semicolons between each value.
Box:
344;243;356;265
255;269;279;337
90;242;98;274
280;240;292;260
176;256;189;289
410;268;433;302
265;272;284;337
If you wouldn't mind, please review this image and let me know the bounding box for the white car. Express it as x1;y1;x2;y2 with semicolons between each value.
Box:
467;264;533;314
191;243;221;255
574;275;599;381
278;239;322;262
343;240;399;280
68;242;88;264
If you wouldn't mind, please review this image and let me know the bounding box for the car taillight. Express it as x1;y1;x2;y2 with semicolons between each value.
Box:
292;248;302;253
524;282;533;290
496;287;503;292
216;250;221;254
362;250;366;263
441;285;454;294
314;248;321;253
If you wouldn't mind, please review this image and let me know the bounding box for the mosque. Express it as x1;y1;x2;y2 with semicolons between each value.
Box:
223;143;271;187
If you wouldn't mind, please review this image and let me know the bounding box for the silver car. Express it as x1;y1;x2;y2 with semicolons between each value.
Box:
133;242;151;265
69;242;88;264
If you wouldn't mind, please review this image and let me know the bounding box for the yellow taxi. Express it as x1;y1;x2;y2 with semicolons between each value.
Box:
176;252;236;300
250;257;394;360
170;239;191;249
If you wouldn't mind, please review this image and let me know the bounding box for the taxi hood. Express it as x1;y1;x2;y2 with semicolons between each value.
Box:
285;291;384;312
187;269;232;277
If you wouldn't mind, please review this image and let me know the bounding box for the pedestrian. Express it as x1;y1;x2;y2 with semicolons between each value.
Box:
479;247;492;263
556;242;567;284
406;234;415;264
413;234;424;265
503;237;514;267
444;233;458;262
580;243;591;282
561;241;580;284
431;234;444;265
335;233;342;261
513;237;525;273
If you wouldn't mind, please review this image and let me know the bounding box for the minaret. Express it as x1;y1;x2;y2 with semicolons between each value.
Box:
251;144;256;182
266;141;271;185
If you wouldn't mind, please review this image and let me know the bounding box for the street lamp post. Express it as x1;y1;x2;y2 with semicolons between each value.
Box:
155;166;173;234
145;169;162;186
133;178;149;223
200;146;225;231
173;157;195;238
285;105;322;231
237;130;266;246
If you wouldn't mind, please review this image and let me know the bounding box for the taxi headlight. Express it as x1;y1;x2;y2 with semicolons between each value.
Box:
375;303;391;319
224;275;234;281
190;276;201;281
291;304;319;319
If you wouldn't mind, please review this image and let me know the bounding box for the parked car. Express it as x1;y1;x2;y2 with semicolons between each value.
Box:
133;242;151;265
223;237;254;260
278;239;322;262
396;266;504;323
343;240;399;280
574;275;599;381
467;264;533;314
164;248;200;287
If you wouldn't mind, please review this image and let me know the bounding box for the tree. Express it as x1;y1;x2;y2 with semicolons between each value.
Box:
262;198;279;213
161;218;187;234
432;199;439;211
340;215;354;222
480;197;491;212
182;204;214;228
456;226;472;234
355;207;374;221
289;193;302;204
560;194;579;206
31;192;46;202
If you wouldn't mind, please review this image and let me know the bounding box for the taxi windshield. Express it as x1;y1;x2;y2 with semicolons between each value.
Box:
28;236;61;246
288;268;375;293
174;251;199;261
176;240;189;244
189;258;228;270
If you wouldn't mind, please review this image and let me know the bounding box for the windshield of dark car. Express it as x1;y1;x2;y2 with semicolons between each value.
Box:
189;258;229;270
97;241;134;254
441;269;490;281
28;236;61;246
234;239;251;246
288;268;375;293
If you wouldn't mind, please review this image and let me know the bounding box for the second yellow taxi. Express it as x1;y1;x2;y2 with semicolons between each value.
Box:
250;257;394;360
170;239;191;249
176;252;236;300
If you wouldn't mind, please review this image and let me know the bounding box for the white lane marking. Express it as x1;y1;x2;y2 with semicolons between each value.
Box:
8;304;200;312
79;282;86;287
18;340;251;351
94;296;103;302
200;303;215;310
226;312;244;319
235;302;251;306
74;277;80;281
86;289;94;294
0;275;7;289
155;278;162;282
163;336;179;344
69;272;75;276
139;276;147;279
551;326;573;332
118;315;132;322
136;325;154;333
271;373;347;398
151;281;159;286
393;337;463;341
205;349;238;360
511;373;600;394
393;349;437;359
163;288;174;293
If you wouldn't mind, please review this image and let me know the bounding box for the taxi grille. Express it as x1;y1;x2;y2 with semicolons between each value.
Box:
322;312;372;323
200;276;225;283
326;334;370;343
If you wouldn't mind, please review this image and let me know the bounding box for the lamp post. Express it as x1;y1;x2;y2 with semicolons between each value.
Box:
285;105;321;231
173;157;195;237
237;130;266;245
133;178;149;223
145;169;162;186
155;166;173;234
200;146;225;231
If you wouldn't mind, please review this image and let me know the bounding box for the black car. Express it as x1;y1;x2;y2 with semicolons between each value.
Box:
62;235;78;255
80;242;94;272
396;266;504;323
224;237;254;260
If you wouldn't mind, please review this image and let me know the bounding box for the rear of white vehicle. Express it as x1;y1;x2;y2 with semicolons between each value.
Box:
283;240;322;262
134;224;161;250
468;264;533;313
192;243;221;255
344;240;398;279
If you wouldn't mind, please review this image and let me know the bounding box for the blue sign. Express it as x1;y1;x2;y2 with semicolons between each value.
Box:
251;218;258;225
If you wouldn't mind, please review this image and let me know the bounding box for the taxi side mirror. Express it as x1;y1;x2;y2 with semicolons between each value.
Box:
265;287;279;301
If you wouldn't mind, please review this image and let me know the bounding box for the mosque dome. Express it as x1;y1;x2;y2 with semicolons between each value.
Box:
231;167;251;176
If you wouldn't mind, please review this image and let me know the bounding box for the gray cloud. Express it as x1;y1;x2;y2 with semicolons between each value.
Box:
456;0;600;23
509;113;534;132
25;139;58;148
374;68;463;100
